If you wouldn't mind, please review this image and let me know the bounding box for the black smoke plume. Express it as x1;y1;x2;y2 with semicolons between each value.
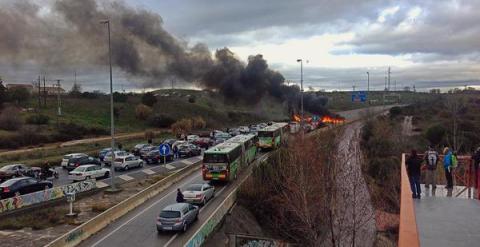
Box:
0;0;303;106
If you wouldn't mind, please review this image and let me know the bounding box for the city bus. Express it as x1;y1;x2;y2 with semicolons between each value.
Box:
202;142;242;182
226;134;258;165
257;122;289;150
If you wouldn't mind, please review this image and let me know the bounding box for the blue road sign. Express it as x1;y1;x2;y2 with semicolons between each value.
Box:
159;144;170;156
352;91;367;102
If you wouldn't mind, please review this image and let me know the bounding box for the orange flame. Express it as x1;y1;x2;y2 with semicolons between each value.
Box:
321;115;345;124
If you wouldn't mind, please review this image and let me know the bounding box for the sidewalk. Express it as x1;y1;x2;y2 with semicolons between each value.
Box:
414;185;480;247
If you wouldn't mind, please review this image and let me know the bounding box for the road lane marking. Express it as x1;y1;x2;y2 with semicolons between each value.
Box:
142;169;155;175
182;159;194;165
164;185;228;247
165;164;176;170
90;174;199;247
118;175;134;181
96;181;109;188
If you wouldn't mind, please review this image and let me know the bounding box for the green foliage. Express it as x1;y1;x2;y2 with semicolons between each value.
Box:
113;92;128;102
148;113;175;128
26;114;50;125
0;107;23;131
389;106;402;118
425;124;446;147
8;87;30;105
142;92;157;106
0;78;6;107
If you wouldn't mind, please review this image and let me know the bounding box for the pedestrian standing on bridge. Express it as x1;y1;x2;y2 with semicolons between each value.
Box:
443;147;454;189
472;147;480;196
424;146;439;190
407;149;422;199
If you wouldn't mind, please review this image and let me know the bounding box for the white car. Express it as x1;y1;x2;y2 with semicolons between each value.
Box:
183;183;215;205
68;165;110;181
61;153;88;169
113;154;144;171
187;135;200;142
238;126;250;133
103;151;129;165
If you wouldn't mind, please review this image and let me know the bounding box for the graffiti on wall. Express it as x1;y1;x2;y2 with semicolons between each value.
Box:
236;237;288;247
0;179;96;214
185;190;236;247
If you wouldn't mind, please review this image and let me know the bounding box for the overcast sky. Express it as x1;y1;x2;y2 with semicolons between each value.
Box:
2;0;480;92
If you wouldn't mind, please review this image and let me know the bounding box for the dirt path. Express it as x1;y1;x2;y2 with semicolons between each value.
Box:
0;130;166;158
402;116;413;136
333;122;376;247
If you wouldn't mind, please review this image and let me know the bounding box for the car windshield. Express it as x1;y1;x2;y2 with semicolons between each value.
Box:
73;166;88;172
0;165;15;171
186;184;203;191
258;131;273;137
0;178;24;187
203;153;228;163
160;210;181;218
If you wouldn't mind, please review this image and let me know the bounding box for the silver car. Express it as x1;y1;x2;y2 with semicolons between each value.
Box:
183;183;215;205
113;154;144;171
156;203;199;232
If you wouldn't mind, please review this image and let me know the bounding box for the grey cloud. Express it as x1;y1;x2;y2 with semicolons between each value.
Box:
345;0;480;59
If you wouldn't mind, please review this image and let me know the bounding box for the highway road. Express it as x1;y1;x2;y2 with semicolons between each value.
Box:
73;105;396;247
79;152;270;247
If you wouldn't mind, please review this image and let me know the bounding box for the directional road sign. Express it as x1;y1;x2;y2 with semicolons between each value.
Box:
159;144;170;156
352;91;367;102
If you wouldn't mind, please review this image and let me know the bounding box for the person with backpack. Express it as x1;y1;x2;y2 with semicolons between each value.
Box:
424;146;439;190
407;149;422;199
443;147;454;189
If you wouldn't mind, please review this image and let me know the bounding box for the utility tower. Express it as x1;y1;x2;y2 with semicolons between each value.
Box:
387;67;391;91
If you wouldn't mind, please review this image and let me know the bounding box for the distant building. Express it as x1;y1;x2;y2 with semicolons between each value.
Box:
41;86;66;96
6;83;34;94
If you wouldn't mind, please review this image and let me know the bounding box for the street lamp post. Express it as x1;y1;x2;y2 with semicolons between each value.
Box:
366;71;370;93
101;19;117;191
297;59;304;139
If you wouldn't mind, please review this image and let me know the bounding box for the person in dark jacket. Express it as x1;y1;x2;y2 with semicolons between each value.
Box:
472;147;480;195
176;188;184;203
407;149;422;199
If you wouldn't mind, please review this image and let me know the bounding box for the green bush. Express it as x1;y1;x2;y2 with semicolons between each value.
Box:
425;124;446;146
148;114;175;128
26;114;50;125
0;106;23;131
142;92;157;107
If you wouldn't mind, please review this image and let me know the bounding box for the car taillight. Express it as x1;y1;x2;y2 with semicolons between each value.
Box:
3;187;10;193
176;219;182;223
75;163;80;167
196;194;202;198
156;155;160;159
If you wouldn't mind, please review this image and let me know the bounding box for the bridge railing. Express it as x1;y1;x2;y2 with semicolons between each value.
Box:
399;153;420;247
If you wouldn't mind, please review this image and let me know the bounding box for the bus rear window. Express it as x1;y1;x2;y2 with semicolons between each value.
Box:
203;153;228;163
258;131;273;137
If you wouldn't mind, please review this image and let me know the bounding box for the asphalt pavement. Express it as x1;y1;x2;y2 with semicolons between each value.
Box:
51;156;203;188
78;152;270;247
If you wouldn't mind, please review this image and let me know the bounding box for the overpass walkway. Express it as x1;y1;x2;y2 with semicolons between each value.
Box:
399;154;479;247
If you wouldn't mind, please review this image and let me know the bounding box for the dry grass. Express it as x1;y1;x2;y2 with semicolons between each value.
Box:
0;207;68;230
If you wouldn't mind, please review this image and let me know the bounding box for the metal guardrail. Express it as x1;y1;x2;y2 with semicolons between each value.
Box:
398;153;421;247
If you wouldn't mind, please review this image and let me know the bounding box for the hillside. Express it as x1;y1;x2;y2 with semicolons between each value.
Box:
0;89;289;149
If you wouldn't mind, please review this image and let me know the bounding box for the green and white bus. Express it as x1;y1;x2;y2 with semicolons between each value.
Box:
226;134;258;165
257;122;289;150
202;142;243;182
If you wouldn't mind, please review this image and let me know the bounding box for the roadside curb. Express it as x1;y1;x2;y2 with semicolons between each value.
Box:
45;161;201;247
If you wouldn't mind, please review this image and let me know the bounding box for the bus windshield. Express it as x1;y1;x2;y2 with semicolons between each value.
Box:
203;153;228;163
258;131;273;137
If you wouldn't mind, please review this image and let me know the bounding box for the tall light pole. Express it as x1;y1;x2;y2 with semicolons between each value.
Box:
101;19;117;191
366;71;370;92
297;59;304;139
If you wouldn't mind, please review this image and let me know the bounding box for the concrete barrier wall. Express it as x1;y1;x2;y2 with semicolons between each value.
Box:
0;179;96;214
45;162;201;247
185;187;238;247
